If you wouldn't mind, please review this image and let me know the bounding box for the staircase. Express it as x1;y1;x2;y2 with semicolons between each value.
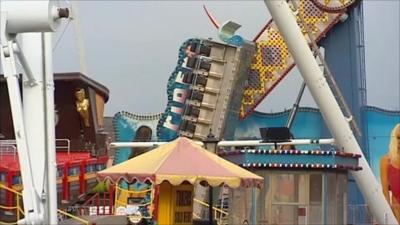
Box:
193;185;229;225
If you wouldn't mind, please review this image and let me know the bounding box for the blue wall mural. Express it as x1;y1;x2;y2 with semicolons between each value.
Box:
113;106;400;180
113;111;160;164
234;107;326;139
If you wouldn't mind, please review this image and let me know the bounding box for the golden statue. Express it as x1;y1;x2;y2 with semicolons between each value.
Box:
75;88;90;127
380;123;400;222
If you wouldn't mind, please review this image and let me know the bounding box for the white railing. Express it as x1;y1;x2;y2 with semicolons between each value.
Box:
0;141;17;160
0;139;71;157
55;139;71;154
0;139;17;145
193;198;229;225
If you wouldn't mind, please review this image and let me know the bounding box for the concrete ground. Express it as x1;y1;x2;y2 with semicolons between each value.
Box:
59;215;127;225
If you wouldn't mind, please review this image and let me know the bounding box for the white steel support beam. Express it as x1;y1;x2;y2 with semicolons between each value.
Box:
20;32;48;224
263;1;397;224
109;138;335;148
43;32;58;225
0;37;43;225
20;31;57;225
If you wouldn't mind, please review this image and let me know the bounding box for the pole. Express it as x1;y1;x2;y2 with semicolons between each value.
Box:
286;82;306;129
250;187;257;225
43;32;58;225
21;32;48;225
209;186;213;225
263;1;397;224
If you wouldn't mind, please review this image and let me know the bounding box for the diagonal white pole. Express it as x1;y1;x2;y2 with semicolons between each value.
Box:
43;32;58;225
263;1;397;224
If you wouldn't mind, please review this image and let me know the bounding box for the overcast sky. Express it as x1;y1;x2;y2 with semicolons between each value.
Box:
51;1;400;116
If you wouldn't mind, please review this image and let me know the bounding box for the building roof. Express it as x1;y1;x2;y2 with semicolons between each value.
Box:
0;72;109;102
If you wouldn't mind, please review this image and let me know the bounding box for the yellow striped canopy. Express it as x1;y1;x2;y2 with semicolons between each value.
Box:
97;137;263;188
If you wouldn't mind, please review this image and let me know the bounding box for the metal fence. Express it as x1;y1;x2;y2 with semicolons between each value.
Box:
347;204;376;225
0;139;71;159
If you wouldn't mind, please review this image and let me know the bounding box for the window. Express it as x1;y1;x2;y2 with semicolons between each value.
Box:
309;174;323;224
173;186;193;224
327;173;347;224
86;164;96;173
310;174;322;203
270;174;307;225
12;176;22;185
57;168;63;178
272;174;301;203
68;167;80;176
174;211;192;224
0;189;6;205
176;190;192;206
96;164;106;171
227;172;347;224
0;172;6;182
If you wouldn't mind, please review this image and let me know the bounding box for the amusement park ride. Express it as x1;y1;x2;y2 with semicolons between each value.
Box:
0;2;70;224
0;0;399;225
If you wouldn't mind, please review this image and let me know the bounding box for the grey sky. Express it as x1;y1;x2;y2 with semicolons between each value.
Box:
52;1;400;116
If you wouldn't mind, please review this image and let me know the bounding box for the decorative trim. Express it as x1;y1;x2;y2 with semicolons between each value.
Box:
362;106;400;116
219;149;361;158
251;107;320;118
241;162;362;171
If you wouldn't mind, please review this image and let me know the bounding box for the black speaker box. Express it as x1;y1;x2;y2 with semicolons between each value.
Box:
260;127;292;142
